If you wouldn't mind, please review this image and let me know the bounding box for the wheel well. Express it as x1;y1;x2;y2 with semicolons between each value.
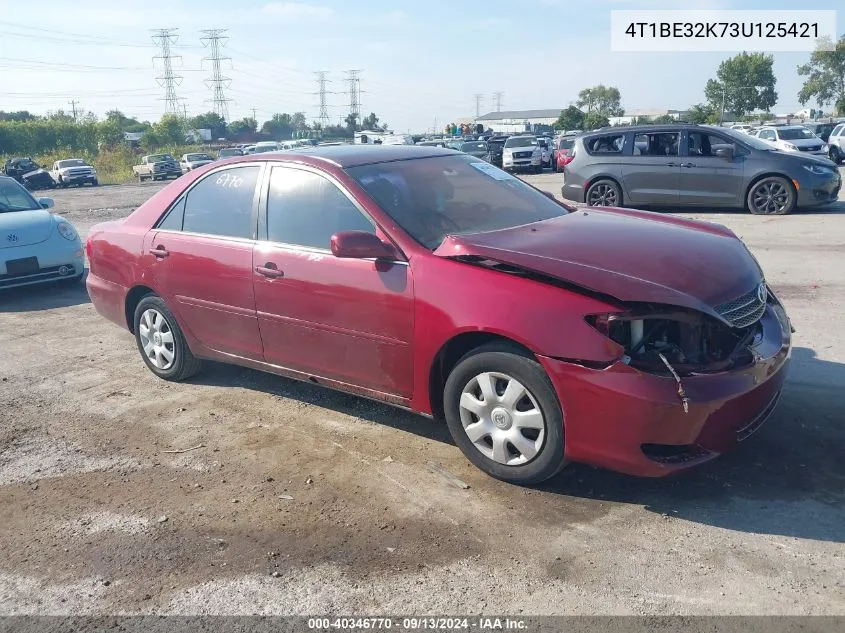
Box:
428;332;534;420
584;175;623;204
744;172;795;207
124;286;155;333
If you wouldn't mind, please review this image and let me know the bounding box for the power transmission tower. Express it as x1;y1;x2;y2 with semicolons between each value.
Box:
314;71;332;127
344;69;362;123
151;28;183;116
68;100;79;122
200;29;232;122
473;93;483;118
493;91;504;112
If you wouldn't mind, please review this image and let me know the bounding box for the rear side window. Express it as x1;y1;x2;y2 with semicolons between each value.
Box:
265;167;374;250
832;125;844;137
584;134;624;154
179;166;260;239
633;132;679;156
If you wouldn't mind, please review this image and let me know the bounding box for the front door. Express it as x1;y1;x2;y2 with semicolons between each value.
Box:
621;131;682;205
253;165;415;398
678;130;746;207
147;164;264;360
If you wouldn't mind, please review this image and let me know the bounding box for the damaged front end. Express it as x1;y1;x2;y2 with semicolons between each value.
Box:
586;306;761;377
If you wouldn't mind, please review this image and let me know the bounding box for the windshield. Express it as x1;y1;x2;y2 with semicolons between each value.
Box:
148;154;173;162
347;155;569;250
254;145;279;153
711;126;775;151
461;142;488;152
218;148;242;157
186;153;212;161
558;139;575;149
779;128;816;140
0;178;40;213
57;159;87;168
504;136;537;148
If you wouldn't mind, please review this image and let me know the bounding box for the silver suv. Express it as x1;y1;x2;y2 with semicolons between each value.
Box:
560;124;841;215
827;122;845;164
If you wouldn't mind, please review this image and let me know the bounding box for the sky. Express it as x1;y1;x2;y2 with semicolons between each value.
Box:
0;0;841;133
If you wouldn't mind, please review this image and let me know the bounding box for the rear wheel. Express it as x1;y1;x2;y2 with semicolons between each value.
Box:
747;176;795;215
443;342;566;485
133;295;203;381
586;179;622;207
830;146;842;164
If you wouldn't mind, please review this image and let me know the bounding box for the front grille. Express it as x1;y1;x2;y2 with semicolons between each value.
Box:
798;145;823;152
715;282;767;328
514;151;533;159
0;264;76;288
67;169;92;176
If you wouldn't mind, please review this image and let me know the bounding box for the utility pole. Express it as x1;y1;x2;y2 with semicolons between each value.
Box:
473;93;483;118
68;100;79;122
314;71;332;127
200;29;232;122
151;28;183;116
493;91;504;112
251;108;258;123
344;69;362;124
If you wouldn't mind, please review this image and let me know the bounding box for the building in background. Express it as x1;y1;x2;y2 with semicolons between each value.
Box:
607;109;688;126
474;109;565;134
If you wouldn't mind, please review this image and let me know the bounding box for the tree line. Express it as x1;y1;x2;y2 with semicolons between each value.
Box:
555;35;845;131
0;108;386;157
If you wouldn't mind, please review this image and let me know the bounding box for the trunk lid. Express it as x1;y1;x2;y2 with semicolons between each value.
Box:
0;209;54;249
433;208;762;320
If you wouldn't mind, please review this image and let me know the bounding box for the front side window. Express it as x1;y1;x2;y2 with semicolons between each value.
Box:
178;166;260;239
348;155;569;250
265;167;374;250
832;125;844;137
633;132;679;156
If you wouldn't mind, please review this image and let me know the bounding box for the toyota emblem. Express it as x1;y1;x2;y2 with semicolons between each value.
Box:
757;282;767;304
5;234;18;243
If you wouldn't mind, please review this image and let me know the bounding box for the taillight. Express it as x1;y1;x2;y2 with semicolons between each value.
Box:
85;237;93;260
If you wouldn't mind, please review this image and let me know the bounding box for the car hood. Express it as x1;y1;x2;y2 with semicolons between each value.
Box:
0;209;54;248
782;137;823;148
432;207;763;320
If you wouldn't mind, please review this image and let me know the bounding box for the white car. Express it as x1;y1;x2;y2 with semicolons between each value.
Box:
253;141;282;154
755;126;829;156
502;135;543;173
826;122;845;164
179;153;215;173
730;124;753;134
50;158;98;187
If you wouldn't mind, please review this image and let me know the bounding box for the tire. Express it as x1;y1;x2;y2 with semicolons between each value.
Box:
137;173;144;183
746;176;796;216
585;178;622;207
443;342;566;485
91;179;99;186
830;146;843;165
133;295;203;381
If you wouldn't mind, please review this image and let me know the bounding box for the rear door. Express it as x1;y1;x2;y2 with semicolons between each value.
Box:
620;130;681;205
147;163;265;360
252;164;415;398
677;129;746;206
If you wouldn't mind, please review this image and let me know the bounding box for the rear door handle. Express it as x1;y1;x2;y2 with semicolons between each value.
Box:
149;246;169;258
255;263;284;279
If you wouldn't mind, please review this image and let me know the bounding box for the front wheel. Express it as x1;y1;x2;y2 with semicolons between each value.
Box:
830;146;842;165
133;295;203;381
747;176;795;215
443;343;566;485
586;179;622;207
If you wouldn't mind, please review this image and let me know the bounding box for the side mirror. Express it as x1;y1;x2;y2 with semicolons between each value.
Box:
38;197;54;209
714;147;734;161
330;231;397;260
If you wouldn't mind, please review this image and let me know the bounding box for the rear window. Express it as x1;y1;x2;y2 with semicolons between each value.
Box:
584;134;624;154
558;139;574;150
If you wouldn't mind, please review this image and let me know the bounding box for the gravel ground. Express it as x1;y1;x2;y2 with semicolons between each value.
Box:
1;172;844;616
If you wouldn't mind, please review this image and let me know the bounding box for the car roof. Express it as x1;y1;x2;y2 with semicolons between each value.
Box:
287;144;457;167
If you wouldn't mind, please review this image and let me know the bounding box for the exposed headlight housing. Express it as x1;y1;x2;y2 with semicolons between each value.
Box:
802;163;833;175
783;143;798;151
56;221;77;241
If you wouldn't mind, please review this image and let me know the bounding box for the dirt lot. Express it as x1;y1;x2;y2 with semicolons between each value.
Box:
1;174;844;616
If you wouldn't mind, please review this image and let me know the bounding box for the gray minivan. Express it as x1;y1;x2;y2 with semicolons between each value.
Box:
560;124;841;215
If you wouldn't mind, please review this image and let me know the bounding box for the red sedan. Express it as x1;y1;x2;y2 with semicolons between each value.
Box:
552;137;575;172
86;146;791;484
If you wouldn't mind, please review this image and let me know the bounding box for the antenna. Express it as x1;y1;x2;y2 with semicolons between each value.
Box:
151;28;183;115
200;29;232;122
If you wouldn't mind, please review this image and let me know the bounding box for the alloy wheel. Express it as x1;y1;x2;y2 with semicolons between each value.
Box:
458;371;546;466
138;308;176;370
588;183;617;206
751;181;791;214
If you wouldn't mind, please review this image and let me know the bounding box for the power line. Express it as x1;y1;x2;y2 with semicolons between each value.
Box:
314;71;332;127
200;28;232;122
493;91;504;112
344;69;362;122
474;93;483;118
151;28;183;116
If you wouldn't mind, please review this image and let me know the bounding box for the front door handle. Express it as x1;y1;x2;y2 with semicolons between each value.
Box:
255;263;284;279
149;246;169;258
681;162;696;168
